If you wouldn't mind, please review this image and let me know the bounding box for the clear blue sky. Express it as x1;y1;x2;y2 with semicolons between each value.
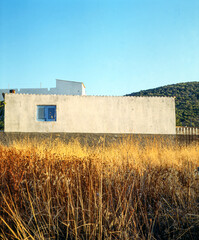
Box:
0;0;199;96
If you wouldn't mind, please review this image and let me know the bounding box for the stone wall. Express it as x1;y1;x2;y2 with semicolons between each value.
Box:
0;132;197;147
0;132;177;147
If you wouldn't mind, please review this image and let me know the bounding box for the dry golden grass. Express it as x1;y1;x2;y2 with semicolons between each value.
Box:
0;137;199;239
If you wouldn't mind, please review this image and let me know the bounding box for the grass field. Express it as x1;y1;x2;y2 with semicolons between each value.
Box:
0;137;199;239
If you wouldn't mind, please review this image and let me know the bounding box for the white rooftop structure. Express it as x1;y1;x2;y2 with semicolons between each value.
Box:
0;79;86;101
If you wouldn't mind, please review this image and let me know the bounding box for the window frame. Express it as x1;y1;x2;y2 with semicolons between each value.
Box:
37;105;57;122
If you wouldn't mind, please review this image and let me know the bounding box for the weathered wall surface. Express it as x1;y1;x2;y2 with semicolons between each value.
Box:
1;132;198;147
4;94;176;134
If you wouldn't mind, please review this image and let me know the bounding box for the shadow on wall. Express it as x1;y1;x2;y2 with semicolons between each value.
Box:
0;91;15;131
0;99;5;131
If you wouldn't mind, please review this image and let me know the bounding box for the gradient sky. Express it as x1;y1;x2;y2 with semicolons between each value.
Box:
0;0;199;96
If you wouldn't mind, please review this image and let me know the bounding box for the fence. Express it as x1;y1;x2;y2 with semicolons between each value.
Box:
176;127;199;145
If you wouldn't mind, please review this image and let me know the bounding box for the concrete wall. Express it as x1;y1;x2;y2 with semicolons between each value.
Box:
19;88;49;94
0;132;179;147
4;94;176;134
0;80;86;101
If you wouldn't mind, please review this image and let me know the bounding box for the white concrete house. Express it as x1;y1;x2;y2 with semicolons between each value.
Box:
4;93;176;134
0;79;86;101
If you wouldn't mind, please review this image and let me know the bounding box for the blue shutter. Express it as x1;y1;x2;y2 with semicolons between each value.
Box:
37;106;45;121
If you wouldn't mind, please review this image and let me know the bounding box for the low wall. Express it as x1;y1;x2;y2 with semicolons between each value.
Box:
0;132;186;147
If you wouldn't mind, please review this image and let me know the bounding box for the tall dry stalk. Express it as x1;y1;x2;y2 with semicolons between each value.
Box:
0;138;199;239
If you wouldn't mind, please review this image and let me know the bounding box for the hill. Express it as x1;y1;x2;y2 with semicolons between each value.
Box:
126;82;199;127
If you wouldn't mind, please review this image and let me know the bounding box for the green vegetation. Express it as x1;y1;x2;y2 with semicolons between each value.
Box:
0;101;4;130
126;82;199;127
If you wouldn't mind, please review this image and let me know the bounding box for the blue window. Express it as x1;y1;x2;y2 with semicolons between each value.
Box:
37;105;56;121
